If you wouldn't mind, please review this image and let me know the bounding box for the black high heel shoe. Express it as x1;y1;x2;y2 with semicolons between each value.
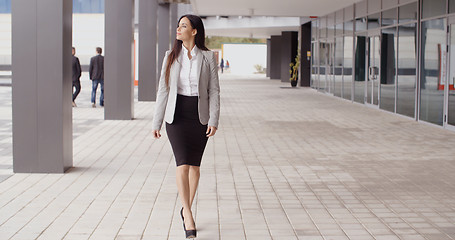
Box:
185;229;196;239
180;207;185;229
181;208;197;239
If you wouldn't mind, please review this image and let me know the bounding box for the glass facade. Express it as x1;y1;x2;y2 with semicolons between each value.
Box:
311;0;455;130
0;0;104;13
422;0;446;19
334;36;343;97
420;18;446;125
380;27;397;112
328;24;335;94
354;34;366;103
319;41;328;92
399;2;417;24
344;20;354;100
0;0;10;13
382;8;397;27
73;0;104;13
344;35;353;100
451;0;455;13
449;24;455;126
397;24;417;117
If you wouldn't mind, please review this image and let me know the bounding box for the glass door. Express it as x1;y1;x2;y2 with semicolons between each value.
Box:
446;19;455;130
354;33;367;104
367;33;380;106
329;41;335;94
420;18;446;126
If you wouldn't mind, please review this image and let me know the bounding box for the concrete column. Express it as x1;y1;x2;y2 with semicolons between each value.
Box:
300;23;311;87
266;38;271;77
158;3;171;79
170;3;178;45
105;0;135;120
270;35;281;80
138;0;158;101
11;0;72;173
281;31;298;83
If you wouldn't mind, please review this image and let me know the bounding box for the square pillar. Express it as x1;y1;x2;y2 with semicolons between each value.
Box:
281;31;298;83
105;0;135;120
138;0;158;101
11;0;73;173
170;3;178;46
270;35;281;80
300;22;311;87
158;3;171;79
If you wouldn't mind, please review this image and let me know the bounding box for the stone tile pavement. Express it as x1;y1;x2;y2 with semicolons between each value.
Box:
0;74;455;239
0;75;106;183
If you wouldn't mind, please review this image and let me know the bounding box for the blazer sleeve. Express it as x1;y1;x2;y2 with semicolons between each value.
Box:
207;51;220;128
76;57;82;79
152;51;171;131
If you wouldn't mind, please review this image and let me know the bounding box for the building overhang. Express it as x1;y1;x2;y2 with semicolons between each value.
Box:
190;0;363;18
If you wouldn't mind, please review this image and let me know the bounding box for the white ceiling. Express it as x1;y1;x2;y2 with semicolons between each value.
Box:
206;25;300;39
203;16;301;38
191;0;363;17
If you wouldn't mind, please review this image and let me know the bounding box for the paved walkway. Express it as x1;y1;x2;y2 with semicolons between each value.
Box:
0;74;455;240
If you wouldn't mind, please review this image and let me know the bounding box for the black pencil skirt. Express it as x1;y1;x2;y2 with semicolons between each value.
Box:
166;94;208;167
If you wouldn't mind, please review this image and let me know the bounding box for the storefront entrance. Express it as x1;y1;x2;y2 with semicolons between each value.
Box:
366;32;380;107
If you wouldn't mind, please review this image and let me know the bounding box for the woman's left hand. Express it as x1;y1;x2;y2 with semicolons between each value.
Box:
206;126;217;137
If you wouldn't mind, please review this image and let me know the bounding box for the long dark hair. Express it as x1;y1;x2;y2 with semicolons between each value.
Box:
165;14;209;88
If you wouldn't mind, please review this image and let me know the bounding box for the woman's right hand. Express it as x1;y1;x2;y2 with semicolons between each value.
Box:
152;130;161;139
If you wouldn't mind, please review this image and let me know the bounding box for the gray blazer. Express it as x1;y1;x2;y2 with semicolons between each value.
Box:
152;49;220;131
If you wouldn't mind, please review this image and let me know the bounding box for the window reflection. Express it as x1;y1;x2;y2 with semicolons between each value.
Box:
380;27;397;112
311;21;318;41
399;3;417;24
420;19;446;125
319;20;327;39
450;0;455;14
328;25;335;39
382;8;397;27
335;37;343;97
336;23;343;36
344;35;353;101
345;20;354;36
319;41;328;92
355;17;367;32
327;37;335;94
354;34;366;103
368;12;380;29
448;24;455;125
422;0;446;19
397;24;417;118
311;42;318;89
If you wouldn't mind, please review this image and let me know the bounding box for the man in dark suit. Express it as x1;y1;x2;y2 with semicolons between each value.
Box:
89;47;104;107
72;47;82;107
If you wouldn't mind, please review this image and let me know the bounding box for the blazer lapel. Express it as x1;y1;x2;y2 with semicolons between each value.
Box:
196;50;204;85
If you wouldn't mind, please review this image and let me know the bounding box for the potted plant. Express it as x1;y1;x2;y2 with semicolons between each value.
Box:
289;49;300;87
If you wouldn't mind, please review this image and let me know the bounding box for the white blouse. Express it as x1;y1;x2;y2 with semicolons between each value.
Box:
178;44;199;96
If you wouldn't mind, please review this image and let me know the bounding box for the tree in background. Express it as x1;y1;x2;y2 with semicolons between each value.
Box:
205;36;266;49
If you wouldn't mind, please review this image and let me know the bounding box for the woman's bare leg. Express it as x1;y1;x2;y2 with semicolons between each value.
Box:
188;166;200;206
176;165;196;230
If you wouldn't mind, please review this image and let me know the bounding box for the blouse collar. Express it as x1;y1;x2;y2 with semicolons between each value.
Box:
181;43;199;59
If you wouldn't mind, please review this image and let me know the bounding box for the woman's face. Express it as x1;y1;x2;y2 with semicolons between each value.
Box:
176;17;197;42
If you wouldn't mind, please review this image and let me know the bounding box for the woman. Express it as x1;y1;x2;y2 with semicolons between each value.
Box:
152;14;220;239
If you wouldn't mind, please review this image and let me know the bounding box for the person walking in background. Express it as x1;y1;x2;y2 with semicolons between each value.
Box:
220;58;224;73
89;47;104;108
152;14;220;239
72;47;82;107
